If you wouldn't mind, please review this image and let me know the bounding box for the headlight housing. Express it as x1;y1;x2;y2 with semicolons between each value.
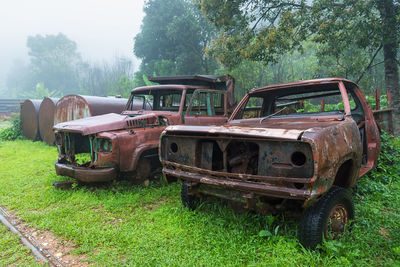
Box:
95;138;112;153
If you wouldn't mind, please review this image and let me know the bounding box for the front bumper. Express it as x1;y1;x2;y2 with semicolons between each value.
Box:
55;161;117;183
162;161;311;200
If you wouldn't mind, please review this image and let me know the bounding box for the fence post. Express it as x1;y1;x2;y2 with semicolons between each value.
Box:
375;88;381;110
387;90;392;108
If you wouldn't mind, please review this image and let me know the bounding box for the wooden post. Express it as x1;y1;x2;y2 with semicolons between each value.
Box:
387;90;392;108
375;88;381;110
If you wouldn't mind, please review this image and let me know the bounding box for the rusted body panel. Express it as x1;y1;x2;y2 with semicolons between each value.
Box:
54;75;235;183
54;95;129;125
160;78;388;209
38;97;59;145
20;99;42;140
301;119;362;199
55;162;117;182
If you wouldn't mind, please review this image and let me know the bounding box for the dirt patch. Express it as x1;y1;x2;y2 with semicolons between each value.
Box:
379;227;390;239
141;198;167;210
4;208;89;266
109;217;124;226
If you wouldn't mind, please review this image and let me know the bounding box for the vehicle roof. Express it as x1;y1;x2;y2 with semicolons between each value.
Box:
131;84;210;93
249;78;358;94
148;75;228;85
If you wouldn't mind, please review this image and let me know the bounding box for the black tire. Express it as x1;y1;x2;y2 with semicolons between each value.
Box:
181;180;198;210
299;186;354;249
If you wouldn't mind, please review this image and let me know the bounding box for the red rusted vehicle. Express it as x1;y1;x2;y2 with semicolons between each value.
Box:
160;78;392;249
53;75;235;183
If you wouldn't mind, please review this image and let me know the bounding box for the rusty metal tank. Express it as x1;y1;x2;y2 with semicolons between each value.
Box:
20;99;42;140
54;95;128;125
38;97;60;145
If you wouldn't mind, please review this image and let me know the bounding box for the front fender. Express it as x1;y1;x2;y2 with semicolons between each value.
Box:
301;118;362;204
129;142;159;171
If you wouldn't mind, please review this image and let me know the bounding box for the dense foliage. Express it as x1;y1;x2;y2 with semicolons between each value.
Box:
359;133;400;195
0;116;23;141
199;0;400;134
134;0;219;85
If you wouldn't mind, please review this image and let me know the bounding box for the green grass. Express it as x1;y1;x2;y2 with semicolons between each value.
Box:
0;223;41;265
0;140;399;265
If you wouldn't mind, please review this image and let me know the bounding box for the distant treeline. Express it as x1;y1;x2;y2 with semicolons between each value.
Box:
0;0;394;104
2;33;136;99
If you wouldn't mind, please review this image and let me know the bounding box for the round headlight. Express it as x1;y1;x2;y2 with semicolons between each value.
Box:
170;142;178;153
291;151;306;166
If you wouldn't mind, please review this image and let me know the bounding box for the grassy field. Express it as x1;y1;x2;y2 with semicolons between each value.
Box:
0;223;41;265
0;139;399;265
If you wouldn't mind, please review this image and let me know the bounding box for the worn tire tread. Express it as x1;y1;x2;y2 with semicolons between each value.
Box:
299;186;354;249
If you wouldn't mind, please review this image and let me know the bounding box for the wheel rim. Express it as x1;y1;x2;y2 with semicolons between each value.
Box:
325;204;349;239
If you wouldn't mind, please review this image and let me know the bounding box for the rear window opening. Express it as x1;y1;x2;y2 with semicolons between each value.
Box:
234;83;359;120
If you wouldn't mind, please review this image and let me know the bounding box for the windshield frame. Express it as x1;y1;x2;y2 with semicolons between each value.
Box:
229;81;353;121
125;88;187;114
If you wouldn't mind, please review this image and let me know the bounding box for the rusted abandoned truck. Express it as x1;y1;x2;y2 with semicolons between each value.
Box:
160;78;393;249
53;75;235;183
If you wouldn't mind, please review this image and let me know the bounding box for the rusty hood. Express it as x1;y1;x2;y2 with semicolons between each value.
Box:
53;112;162;135
164;116;347;140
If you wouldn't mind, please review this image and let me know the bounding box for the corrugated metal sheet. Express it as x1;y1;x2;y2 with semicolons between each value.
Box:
0;99;24;114
54;95;128;125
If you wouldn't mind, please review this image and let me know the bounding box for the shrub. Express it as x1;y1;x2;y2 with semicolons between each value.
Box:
357;133;400;195
0;115;23;141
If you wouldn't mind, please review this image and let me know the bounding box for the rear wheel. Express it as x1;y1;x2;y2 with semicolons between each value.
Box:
181;180;198;210
299;186;354;249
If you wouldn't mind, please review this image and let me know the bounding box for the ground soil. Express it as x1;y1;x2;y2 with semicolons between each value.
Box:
4;208;88;266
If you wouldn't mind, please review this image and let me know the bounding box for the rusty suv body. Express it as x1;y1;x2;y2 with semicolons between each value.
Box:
160;78;384;208
53;75;235;183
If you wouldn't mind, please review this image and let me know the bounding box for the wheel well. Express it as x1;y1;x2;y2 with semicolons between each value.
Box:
138;148;161;169
141;148;158;158
333;159;354;188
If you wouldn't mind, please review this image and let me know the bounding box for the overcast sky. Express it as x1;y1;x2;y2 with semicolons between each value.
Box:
0;0;145;88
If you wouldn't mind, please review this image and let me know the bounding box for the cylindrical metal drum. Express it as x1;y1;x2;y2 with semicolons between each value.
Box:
54;95;128;125
38;97;59;145
20;99;42;140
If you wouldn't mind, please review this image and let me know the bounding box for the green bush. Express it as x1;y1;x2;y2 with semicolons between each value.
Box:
357;133;400;195
0;116;23;141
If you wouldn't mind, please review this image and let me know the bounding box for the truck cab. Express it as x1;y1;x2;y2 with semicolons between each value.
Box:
54;75;235;183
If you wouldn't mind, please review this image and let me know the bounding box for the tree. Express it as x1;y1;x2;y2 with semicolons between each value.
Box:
134;0;218;84
78;56;134;97
27;33;82;95
5;59;32;98
200;0;400;135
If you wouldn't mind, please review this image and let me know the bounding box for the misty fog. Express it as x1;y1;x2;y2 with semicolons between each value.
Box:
0;0;145;97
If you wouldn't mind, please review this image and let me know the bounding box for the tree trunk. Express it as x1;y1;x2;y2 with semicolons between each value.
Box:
378;0;400;136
